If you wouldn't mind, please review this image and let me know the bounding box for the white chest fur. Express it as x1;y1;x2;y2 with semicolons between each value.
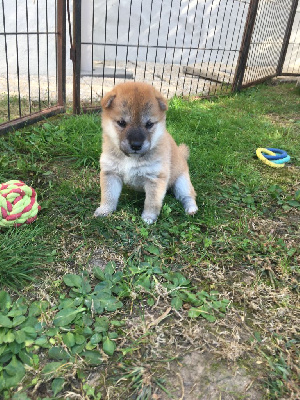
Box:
101;153;162;190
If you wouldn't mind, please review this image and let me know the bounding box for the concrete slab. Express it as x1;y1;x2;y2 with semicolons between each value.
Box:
271;75;300;84
183;65;233;84
81;66;133;79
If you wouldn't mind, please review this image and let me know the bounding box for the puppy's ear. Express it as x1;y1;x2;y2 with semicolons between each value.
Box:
101;92;116;109
156;93;168;111
151;86;168;111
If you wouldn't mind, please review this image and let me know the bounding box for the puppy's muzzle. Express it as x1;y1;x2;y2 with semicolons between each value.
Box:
120;127;150;155
128;128;145;151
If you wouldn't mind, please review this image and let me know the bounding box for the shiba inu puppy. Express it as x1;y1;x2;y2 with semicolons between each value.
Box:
94;82;198;224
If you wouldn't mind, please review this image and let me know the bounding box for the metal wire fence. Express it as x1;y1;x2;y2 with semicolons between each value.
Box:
0;0;299;132
78;0;250;109
0;0;65;133
283;1;300;74
241;0;300;86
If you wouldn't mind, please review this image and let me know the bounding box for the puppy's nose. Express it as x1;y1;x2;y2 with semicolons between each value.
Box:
127;127;145;152
130;141;143;151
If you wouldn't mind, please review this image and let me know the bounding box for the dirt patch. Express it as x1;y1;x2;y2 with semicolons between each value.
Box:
160;351;262;400
88;246;125;272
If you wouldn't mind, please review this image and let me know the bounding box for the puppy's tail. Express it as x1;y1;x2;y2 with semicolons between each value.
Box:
178;144;190;160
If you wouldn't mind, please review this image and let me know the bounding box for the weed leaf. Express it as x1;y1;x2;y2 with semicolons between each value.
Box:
90;333;102;345
63;274;83;288
145;245;160;255
287;200;300;208
48;346;70;361
202;313;216;322
28;300;49;317
18;349;34;366
4;355;25;388
104;261;116;276
62;332;76;348
53;307;85;327
81;276;92;294
51;377;65;396
42;361;64;375
103;337;116;356
14;330;26;344
81;350;102;365
12;392;31;400
22;326;38;340
94;317;109;333
93;267;105;281
171;297;183;310
0;315;12;328
0;291;12;311
188;308;201;318
12;315;26;327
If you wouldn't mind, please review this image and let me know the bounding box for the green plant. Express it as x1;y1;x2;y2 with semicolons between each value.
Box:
115;364;170;400
124;250;230;322
268;185;300;211
0;265;125;396
83;382;102;399
221;183;257;211
0;258;229;396
0;291;45;391
258;349;291;399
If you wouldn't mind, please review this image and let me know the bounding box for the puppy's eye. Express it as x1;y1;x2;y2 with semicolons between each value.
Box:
116;120;126;128
145;121;154;129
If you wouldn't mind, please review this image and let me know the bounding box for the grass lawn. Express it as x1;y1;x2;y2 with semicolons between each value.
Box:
0;82;299;400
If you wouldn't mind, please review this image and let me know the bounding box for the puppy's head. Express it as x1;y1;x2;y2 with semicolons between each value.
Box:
101;82;168;156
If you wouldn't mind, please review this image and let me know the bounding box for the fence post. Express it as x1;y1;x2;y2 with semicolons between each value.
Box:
232;0;259;92
276;0;299;76
57;0;66;107
73;0;81;114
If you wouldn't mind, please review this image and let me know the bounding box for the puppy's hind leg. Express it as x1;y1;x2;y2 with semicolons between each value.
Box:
94;171;123;217
173;173;198;215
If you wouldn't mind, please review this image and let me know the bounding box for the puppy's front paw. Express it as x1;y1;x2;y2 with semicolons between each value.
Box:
141;211;158;225
94;206;114;217
185;202;198;215
186;205;198;215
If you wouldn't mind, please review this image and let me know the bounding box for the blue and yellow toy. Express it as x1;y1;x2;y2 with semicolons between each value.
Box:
256;148;291;168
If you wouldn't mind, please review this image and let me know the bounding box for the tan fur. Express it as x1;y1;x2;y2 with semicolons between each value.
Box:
94;82;198;224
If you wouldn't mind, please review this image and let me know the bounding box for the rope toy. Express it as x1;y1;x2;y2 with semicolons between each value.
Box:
256;148;291;168
0;180;41;227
